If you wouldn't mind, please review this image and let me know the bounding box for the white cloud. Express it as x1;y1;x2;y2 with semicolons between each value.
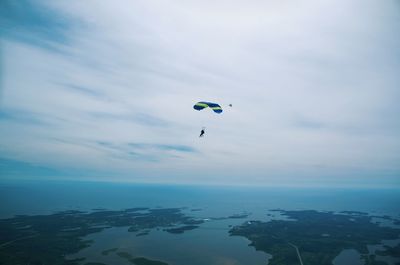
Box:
1;0;399;187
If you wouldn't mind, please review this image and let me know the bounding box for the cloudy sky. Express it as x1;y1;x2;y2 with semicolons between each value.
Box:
1;0;399;187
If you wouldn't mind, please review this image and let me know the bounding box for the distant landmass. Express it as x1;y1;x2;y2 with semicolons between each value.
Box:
0;208;399;265
230;210;400;265
0;208;201;265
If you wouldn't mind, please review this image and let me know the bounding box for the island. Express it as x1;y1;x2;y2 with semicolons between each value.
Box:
0;207;201;265
2;208;399;265
164;225;199;234
117;252;168;265
229;210;400;265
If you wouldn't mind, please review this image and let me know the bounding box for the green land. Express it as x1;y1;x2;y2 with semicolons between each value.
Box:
101;248;118;256
1;207;399;265
229;210;400;265
163;225;199;234
117;252;168;265
0;208;202;265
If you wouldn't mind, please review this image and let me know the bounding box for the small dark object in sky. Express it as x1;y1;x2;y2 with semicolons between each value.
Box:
199;128;205;137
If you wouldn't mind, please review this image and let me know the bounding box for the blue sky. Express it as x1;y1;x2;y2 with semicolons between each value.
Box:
0;0;399;187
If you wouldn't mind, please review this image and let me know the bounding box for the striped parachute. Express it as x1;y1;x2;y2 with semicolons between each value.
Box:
193;101;223;114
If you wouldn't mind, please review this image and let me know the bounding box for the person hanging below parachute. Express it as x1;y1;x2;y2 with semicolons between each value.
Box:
193;101;223;137
199;127;205;137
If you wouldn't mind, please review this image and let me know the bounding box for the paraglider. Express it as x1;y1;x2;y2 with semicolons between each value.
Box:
193;102;223;137
193;102;223;114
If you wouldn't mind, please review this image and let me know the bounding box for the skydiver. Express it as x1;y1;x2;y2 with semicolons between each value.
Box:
199;128;205;137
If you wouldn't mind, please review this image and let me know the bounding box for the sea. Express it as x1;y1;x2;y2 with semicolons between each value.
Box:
1;180;399;265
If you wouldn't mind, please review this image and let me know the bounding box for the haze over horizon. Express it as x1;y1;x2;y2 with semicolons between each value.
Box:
1;0;399;188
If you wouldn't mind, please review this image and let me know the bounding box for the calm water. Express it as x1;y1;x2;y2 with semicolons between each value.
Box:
1;180;399;265
1;180;399;218
68;222;272;265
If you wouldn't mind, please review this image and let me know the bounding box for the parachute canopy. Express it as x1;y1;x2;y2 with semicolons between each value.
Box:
193;101;223;114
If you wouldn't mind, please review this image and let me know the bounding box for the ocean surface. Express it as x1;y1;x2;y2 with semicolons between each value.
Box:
1;180;399;265
1;180;400;218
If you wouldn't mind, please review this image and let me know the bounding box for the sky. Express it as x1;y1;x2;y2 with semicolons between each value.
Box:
0;0;399;188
